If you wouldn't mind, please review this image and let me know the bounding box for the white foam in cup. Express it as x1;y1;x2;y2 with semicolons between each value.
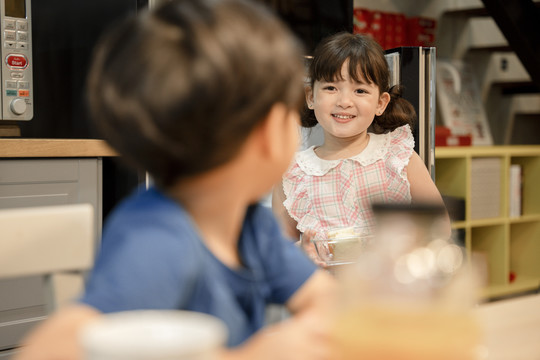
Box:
80;310;227;360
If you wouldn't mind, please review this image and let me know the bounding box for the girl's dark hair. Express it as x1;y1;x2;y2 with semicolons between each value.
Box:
301;32;415;134
87;0;305;188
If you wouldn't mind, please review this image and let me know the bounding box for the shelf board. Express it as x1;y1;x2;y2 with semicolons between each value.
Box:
468;45;512;53
482;278;540;300
451;221;467;229
468;218;506;227
443;1;540;18
493;81;540;95
510;214;540;224
436;145;540;158
443;7;490;17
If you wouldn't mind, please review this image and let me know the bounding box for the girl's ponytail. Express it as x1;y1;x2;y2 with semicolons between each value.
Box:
370;85;416;134
301;103;318;128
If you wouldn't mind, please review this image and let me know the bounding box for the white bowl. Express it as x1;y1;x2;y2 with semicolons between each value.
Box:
80;310;227;360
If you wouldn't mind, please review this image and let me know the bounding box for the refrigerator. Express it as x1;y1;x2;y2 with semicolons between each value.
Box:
385;46;437;178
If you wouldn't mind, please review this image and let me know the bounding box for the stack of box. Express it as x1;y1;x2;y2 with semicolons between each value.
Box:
470;158;501;220
353;8;436;49
435;126;472;147
406;17;436;47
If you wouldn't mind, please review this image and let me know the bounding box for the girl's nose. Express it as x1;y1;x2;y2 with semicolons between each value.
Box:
336;92;353;107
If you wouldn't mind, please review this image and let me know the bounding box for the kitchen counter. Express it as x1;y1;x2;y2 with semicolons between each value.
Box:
0;138;118;351
0;138;117;158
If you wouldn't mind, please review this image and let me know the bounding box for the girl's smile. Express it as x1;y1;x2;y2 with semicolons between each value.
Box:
332;113;356;123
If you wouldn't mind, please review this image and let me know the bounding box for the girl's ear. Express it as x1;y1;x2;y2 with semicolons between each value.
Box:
377;91;391;115
305;86;314;109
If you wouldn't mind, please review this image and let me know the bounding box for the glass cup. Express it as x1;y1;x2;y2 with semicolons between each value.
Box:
329;203;485;360
311;231;373;266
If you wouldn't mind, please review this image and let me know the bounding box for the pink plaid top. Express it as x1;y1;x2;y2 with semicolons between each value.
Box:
282;125;414;236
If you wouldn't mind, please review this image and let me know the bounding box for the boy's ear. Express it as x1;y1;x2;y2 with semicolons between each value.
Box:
259;103;286;158
256;103;297;162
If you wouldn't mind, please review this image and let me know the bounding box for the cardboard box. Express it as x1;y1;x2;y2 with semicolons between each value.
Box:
407;16;436;47
353;8;371;34
435;126;472;147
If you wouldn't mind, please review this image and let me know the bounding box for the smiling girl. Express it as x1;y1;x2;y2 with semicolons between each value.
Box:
272;32;449;252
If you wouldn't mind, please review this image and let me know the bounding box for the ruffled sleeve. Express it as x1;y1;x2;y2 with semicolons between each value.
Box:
282;161;307;226
281;158;322;234
387;124;415;177
380;125;415;202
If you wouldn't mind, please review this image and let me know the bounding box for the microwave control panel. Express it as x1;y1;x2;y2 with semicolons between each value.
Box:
0;0;32;120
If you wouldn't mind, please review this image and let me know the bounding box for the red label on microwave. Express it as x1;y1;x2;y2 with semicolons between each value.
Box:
6;54;28;69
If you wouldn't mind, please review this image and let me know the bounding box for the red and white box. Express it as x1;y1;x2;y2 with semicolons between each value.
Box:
383;13;395;49
435;126;472;147
407;16;437;47
393;14;407;47
353;8;371;35
368;10;385;48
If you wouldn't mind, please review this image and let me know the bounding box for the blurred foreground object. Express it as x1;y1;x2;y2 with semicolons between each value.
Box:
80;310;227;360
330;203;485;360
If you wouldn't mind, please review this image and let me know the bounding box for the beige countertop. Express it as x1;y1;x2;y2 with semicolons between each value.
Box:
477;293;540;359
0;138;117;158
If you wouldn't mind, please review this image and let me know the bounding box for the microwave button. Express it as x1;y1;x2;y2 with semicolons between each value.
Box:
6;54;28;69
11;72;24;79
4;20;16;30
16;21;28;31
10;98;27;115
4;41;16;49
18;81;29;89
5;80;17;89
16;42;28;50
17;31;27;42
4;30;16;41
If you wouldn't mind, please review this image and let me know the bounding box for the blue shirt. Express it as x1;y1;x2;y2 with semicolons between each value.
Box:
80;186;316;346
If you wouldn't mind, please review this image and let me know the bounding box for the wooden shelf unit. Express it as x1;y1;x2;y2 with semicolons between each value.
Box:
435;145;540;299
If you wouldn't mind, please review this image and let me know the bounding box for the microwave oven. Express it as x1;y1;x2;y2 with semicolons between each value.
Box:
0;0;32;121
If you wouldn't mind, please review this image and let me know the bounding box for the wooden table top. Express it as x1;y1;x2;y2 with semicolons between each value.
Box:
477;293;540;359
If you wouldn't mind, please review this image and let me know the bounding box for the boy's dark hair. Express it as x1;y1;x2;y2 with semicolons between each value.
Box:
87;0;305;188
302;32;416;134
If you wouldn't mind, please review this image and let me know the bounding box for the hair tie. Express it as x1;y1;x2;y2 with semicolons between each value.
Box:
388;85;402;98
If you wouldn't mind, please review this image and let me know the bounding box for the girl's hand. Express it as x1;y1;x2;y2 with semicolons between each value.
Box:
299;230;328;268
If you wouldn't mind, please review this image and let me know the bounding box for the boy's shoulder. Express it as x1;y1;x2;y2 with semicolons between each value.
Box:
103;186;191;235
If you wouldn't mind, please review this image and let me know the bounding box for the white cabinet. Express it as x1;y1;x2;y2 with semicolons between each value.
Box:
0;158;103;354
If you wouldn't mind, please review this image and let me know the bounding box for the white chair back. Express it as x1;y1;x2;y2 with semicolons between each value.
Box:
0;203;94;304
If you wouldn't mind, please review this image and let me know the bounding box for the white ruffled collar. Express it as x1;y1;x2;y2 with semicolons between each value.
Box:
295;132;390;176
